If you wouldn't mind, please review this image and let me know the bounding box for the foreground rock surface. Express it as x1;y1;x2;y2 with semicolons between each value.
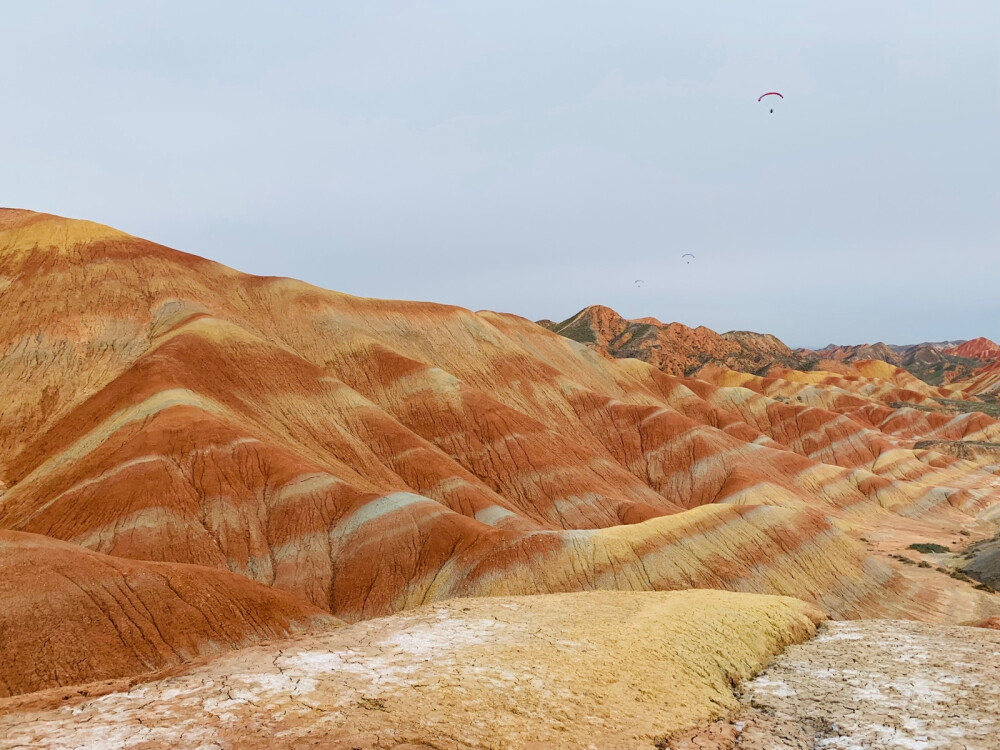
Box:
671;619;1000;750
0;590;821;750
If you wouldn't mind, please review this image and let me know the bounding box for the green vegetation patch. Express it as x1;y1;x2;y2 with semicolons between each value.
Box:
934;397;1000;419
553;319;597;345
908;542;950;554
889;397;1000;419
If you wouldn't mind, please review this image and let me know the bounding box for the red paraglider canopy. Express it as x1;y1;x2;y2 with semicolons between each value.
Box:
758;92;784;101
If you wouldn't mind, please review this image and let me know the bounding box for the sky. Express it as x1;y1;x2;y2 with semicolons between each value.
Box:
2;2;998;347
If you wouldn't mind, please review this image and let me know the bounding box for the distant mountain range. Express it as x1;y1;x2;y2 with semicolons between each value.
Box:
539;305;812;377
798;337;1000;386
541;307;999;394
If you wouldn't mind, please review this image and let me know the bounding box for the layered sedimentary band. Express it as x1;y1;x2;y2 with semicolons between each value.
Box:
2;209;999;696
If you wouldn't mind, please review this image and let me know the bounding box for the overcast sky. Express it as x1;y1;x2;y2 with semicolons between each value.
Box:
3;2;998;346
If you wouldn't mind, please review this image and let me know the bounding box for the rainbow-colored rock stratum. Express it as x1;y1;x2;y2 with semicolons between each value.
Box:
2;209;999;707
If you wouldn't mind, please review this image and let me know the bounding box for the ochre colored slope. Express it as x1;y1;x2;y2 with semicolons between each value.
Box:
0;530;338;698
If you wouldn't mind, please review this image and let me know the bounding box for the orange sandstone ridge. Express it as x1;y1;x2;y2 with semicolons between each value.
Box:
1;209;1000;705
946;336;1000;361
540;305;810;376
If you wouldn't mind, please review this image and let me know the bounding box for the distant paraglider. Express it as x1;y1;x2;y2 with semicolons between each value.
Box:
634;279;645;288
681;253;695;265
758;91;783;114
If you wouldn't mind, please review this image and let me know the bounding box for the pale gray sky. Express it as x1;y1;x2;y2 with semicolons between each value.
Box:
2;1;997;346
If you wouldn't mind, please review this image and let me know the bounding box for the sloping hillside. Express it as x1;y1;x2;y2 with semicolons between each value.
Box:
0;530;338;697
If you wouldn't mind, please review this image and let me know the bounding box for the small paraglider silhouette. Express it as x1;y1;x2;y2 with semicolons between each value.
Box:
758;91;783;114
681;253;695;265
634;279;644;288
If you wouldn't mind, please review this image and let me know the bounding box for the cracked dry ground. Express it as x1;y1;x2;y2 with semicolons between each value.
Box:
3;594;1000;749
0;590;822;750
670;620;1000;750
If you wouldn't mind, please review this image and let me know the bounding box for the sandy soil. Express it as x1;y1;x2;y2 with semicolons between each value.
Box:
5;594;998;749
671;619;1000;750
0;590;819;750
